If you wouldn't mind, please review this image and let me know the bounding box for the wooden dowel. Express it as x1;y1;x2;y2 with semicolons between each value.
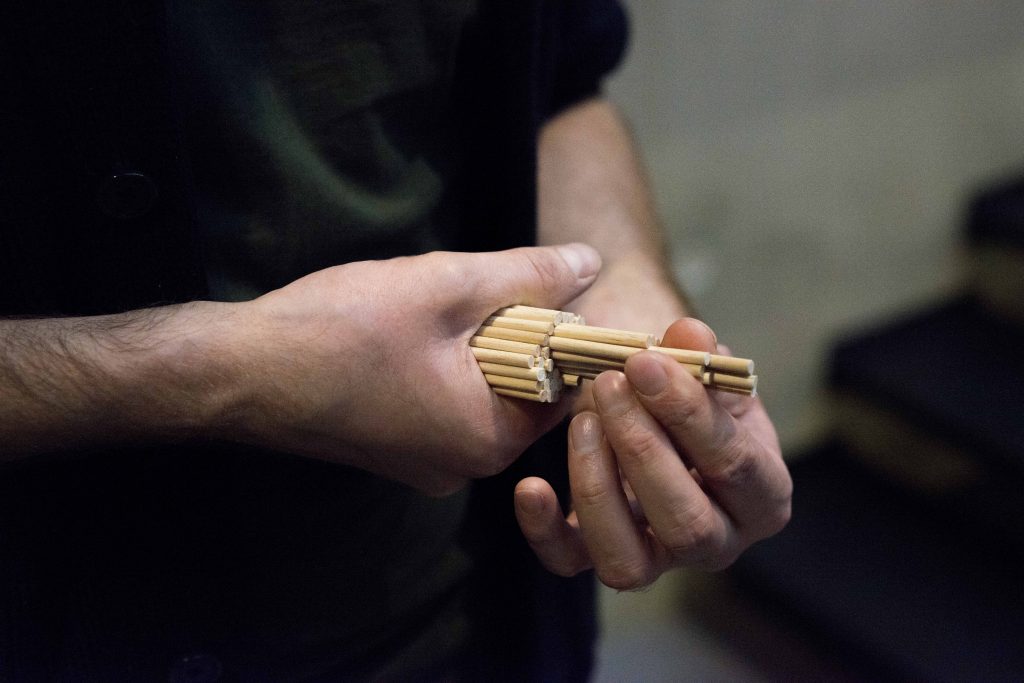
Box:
679;363;704;379
484;374;544;392
476;325;549;345
548;336;641;362
470;347;536;368
494;387;550;402
550;338;712;368
553;322;655;349
551;352;625;370
477;362;546;381
484;316;555;334
648;346;712;367
707;353;755;377
709;384;757;397
494;306;561;323
554;361;618;375
704;372;757;394
470;336;541;356
547;376;563;395
476;306;760;404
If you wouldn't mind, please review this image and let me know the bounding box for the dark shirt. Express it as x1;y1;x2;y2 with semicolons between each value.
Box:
0;1;627;680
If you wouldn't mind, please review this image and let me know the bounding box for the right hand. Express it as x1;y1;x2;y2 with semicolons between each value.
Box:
218;244;601;495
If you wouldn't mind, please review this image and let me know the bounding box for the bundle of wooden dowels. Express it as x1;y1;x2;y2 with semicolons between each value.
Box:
470;305;758;403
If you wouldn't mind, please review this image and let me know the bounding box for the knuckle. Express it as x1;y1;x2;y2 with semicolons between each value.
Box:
622;427;666;469
656;388;706;436
662;500;717;556
524;250;566;293
572;477;614;510
424;252;477;299
700;434;758;490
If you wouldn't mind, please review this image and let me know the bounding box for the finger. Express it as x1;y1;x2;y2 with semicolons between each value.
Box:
704;342;753;412
659;318;718;353
514;477;591;577
625;351;791;540
463;243;601;320
591;371;739;569
568;412;656;590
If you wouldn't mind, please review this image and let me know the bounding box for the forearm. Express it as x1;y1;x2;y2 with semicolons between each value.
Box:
537;97;690;330
0;302;242;458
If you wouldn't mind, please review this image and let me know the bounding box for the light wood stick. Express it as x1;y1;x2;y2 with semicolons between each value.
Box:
547;374;563;393
484;316;555;334
555;361;618;376
553;322;655;349
703;372;758;394
494;387;550;402
648;346;712;367
567;369;602;380
679;363;705;379
484;374;544;392
707;353;755;377
494;306;561;323
548;336;642;362
476;306;760;403
550;337;713;367
476;325;549;345
470;347;536;368
477;362;546;381
551;352;625;369
709;384;757;397
470;336;541;356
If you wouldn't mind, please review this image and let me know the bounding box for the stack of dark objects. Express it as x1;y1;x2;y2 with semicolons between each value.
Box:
717;175;1024;681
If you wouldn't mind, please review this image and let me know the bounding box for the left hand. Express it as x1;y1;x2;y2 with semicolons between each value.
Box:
514;318;792;589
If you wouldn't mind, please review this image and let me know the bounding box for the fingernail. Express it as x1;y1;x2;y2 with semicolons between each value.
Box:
556;243;601;279
592;372;633;417
630;356;668;396
570;413;602;450
516;490;544;515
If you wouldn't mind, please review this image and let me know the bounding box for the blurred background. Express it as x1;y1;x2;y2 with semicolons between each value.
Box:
593;2;1024;680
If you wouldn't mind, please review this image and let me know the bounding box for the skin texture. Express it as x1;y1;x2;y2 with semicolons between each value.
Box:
520;97;791;586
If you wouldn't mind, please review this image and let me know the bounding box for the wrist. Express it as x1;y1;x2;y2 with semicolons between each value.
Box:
571;250;689;330
97;301;253;444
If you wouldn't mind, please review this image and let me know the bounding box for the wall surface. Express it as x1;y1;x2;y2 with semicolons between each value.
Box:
606;1;1024;449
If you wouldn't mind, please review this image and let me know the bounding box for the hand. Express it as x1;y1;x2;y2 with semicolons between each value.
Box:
220;244;601;495
514;318;792;588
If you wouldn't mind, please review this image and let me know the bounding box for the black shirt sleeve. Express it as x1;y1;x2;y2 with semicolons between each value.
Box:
543;0;630;119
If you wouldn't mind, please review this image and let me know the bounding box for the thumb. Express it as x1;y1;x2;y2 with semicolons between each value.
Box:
469;243;601;317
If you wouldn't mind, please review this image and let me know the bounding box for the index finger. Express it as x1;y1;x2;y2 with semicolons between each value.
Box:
624;351;791;540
